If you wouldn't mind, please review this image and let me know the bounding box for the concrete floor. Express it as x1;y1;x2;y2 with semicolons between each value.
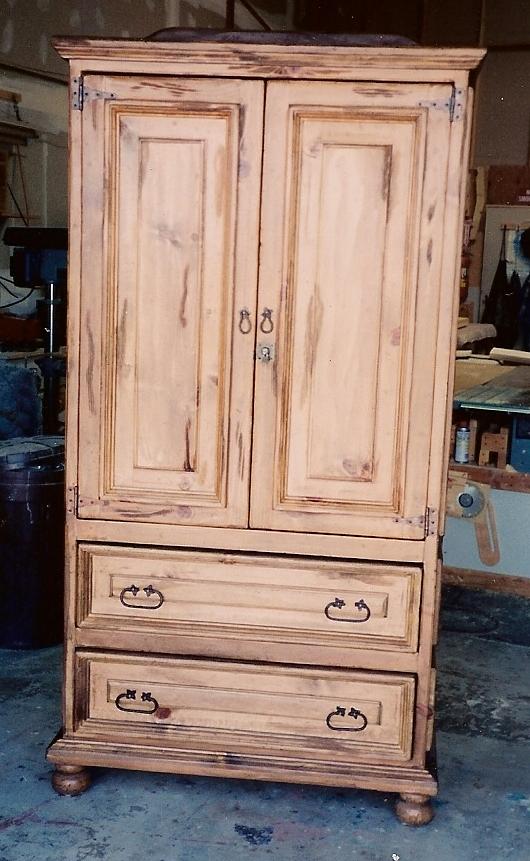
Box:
1;587;529;861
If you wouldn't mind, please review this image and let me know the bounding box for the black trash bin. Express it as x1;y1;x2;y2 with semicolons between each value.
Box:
0;436;65;648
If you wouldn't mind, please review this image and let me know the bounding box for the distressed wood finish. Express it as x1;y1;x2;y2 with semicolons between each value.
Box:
48;36;482;824
252;82;451;538
75;653;415;763
396;793;435;826
48;734;437;795
54;38;484;82
72;519;426;562
77;544;422;653
51;764;92;796
77;76;263;526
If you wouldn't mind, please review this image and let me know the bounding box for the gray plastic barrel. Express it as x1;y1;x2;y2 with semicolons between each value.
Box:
0;436;64;648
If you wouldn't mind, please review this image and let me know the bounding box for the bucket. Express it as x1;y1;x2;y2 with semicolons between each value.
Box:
0;436;65;648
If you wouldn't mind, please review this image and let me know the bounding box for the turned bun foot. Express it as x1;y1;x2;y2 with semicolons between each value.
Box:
51;764;91;796
395;793;434;826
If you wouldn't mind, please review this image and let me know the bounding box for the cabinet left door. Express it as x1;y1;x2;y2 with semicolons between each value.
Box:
75;76;264;526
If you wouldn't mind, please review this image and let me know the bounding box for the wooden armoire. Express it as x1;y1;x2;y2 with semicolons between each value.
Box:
48;33;484;825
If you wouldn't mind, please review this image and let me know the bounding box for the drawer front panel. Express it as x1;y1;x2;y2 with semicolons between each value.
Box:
77;653;415;762
78;544;421;652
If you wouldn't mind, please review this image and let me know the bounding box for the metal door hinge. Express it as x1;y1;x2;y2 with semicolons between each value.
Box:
72;76;117;111
66;485;78;515
425;507;438;537
418;87;463;122
392;507;437;534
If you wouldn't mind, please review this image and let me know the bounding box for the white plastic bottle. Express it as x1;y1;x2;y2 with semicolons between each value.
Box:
454;423;470;463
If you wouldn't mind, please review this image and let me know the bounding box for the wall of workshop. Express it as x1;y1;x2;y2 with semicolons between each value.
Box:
474;51;530;167
474;0;530;167
0;72;67;312
421;0;530;167
0;1;291;79
445;489;530;581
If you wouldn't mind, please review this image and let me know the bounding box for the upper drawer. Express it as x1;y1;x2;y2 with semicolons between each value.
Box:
78;544;421;653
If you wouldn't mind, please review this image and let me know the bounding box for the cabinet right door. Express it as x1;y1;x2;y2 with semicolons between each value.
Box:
251;81;455;538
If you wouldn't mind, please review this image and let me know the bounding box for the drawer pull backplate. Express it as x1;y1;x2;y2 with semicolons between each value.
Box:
115;689;159;714
119;584;164;610
326;705;368;732
324;597;371;624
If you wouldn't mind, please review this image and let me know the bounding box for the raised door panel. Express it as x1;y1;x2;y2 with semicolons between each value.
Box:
76;76;264;525
251;81;453;538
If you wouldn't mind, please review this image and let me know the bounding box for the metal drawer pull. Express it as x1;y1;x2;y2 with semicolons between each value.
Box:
324;597;371;623
239;308;252;334
119;584;164;610
115;689;159;714
259;307;274;333
326;705;368;733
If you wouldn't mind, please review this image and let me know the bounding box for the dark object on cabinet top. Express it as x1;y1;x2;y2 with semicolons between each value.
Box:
146;29;416;47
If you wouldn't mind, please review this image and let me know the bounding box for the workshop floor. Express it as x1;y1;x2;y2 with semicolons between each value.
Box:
1;587;529;861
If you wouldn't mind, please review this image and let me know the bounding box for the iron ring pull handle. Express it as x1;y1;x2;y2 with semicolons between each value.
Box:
119;584;164;610
239;308;252;334
115;689;159;715
326;705;368;733
259;307;274;333
324;597;371;623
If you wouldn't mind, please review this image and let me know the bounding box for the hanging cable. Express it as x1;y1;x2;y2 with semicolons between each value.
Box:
237;0;273;30
0;275;35;293
0;287;36;310
15;145;30;225
225;0;272;30
0;278;22;300
6;183;29;226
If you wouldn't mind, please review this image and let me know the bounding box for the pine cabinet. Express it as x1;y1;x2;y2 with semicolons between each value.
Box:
48;33;484;825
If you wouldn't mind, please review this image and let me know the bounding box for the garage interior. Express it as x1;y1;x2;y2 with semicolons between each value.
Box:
0;2;529;860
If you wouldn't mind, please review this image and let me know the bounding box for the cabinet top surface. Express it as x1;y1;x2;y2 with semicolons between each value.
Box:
53;33;485;76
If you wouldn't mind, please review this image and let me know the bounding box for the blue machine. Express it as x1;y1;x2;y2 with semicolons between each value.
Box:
510;415;530;472
3;227;68;433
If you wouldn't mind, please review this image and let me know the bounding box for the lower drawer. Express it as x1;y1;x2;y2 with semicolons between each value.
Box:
77;544;421;653
75;652;415;763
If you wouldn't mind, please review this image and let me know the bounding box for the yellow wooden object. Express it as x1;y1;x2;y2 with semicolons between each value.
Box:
47;35;484;824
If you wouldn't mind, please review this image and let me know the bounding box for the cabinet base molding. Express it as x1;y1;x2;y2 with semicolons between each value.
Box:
395;793;435;826
51;764;92;796
47;735;437;798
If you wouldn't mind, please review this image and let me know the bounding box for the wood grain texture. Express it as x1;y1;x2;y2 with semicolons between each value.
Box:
77;544;422;654
76;76;263;526
72;629;422;674
454;366;530;413
53;39;484;81
428;87;473;533
411;534;439;766
396;793;434;826
408;88;476;766
443;566;530;598
449;462;530;493
47;734;438;795
50;39;478;812
74;652;416;764
251;81;452;538
51;765;91;796
70;518;427;562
